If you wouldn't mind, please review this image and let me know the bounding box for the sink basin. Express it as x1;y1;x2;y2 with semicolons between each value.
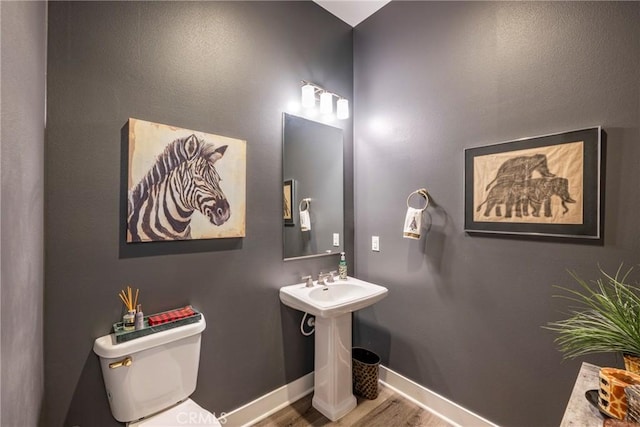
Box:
280;276;388;318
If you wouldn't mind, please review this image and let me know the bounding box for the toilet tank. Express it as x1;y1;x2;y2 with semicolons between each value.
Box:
93;315;206;423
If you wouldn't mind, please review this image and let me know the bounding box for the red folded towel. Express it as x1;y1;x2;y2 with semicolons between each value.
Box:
148;306;196;326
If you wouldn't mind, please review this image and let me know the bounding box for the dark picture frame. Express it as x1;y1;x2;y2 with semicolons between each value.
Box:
464;127;602;239
283;179;295;226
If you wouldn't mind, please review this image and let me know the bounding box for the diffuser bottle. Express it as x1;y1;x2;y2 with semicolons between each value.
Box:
123;311;135;331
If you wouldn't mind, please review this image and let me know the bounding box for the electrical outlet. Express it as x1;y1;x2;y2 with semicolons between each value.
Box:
372;236;380;252
333;233;340;247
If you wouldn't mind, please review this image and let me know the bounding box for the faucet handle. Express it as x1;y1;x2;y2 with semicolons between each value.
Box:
302;275;313;287
327;271;338;283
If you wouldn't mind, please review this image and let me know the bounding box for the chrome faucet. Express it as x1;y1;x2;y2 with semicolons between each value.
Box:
317;271;337;285
317;272;328;286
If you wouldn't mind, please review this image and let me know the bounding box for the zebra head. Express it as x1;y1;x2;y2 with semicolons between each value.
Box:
181;135;231;226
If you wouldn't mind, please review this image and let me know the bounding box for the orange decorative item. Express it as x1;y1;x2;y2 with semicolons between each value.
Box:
624;354;640;375
599;368;640;419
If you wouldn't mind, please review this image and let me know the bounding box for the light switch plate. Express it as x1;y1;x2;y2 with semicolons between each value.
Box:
333;233;340;247
372;236;380;252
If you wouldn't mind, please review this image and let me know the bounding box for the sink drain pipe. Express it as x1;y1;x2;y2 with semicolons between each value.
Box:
300;312;315;336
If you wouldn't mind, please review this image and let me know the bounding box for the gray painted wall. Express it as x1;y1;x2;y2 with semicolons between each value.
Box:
45;2;352;426
0;1;46;426
353;2;639;426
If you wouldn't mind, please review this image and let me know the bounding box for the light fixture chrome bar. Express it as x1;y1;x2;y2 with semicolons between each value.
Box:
300;80;349;119
300;80;345;100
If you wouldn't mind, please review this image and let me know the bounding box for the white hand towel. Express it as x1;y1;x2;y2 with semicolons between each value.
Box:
300;210;311;231
403;207;422;239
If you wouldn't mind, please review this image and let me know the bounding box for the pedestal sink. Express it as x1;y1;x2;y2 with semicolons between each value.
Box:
280;277;388;421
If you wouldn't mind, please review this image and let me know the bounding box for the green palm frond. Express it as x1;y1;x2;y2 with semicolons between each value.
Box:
545;266;640;359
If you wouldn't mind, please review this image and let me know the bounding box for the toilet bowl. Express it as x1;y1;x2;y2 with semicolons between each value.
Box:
128;398;220;427
94;314;219;426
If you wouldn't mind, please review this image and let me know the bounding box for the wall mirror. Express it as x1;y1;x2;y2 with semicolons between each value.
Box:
283;113;344;260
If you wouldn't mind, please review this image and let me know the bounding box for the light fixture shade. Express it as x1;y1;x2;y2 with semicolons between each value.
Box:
320;92;333;115
301;84;316;109
336;98;349;120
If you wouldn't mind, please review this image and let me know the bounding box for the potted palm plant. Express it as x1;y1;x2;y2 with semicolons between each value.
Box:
546;266;640;373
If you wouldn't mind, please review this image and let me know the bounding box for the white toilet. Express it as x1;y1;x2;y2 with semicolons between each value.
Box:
93;314;220;426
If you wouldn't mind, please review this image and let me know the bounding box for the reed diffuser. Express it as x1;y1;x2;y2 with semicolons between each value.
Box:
119;286;139;331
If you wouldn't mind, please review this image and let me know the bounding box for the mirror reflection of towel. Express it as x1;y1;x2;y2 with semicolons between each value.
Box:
300;210;311;231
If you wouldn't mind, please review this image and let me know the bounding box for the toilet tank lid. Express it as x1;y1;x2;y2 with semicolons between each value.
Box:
93;314;206;359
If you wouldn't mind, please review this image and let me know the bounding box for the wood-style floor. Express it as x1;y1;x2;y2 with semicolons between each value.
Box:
252;384;454;427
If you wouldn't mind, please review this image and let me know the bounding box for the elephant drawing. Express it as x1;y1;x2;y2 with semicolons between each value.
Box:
476;177;576;218
484;154;555;191
524;177;576;217
476;181;527;218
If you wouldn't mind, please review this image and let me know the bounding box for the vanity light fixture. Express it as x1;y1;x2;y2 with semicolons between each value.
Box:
301;83;316;109
320;91;333;115
336;98;349;120
300;80;349;120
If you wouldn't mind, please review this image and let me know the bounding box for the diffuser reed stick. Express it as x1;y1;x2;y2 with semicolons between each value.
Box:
119;285;139;312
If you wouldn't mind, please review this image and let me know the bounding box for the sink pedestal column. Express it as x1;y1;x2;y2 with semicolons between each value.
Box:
312;313;357;421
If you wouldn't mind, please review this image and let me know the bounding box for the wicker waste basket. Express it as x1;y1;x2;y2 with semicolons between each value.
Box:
352;347;381;400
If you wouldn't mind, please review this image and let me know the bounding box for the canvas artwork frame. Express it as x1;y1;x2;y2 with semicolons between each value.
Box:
127;118;246;242
283;179;295;226
464;127;602;239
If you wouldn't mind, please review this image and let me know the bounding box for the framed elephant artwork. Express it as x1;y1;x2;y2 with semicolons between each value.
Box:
464;127;603;240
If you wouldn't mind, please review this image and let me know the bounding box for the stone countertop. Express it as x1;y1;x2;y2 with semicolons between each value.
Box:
560;362;604;427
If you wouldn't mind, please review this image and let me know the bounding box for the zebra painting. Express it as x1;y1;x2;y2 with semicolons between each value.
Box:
127;118;246;242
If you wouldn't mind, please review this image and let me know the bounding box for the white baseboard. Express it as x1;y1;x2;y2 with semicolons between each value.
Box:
379;365;499;427
221;372;314;427
221;366;498;427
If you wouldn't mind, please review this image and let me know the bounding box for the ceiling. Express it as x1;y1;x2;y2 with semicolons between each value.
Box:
313;0;391;27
